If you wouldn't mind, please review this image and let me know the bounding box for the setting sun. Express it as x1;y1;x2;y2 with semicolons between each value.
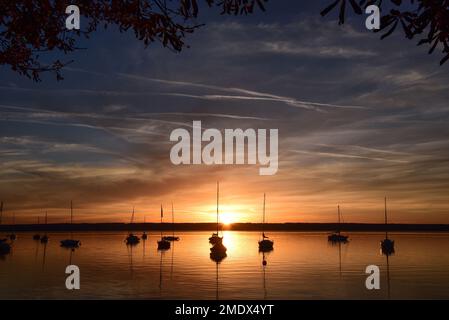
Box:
220;212;235;225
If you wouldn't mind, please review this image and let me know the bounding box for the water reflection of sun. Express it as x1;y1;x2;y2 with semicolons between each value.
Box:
222;231;239;252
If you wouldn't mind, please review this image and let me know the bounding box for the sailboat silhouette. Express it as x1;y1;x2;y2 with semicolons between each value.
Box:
125;207;140;245
163;203;180;241
258;193;273;252
60;201;80;249
210;182;227;256
328;205;349;243
381;197;395;255
157;205;171;250
209;182;223;245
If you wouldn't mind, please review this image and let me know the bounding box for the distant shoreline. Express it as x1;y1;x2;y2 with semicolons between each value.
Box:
1;222;449;232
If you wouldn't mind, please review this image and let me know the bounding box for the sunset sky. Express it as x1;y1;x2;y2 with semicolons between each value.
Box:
1;1;448;224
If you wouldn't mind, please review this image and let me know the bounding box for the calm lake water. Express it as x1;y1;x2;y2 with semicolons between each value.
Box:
1;231;448;299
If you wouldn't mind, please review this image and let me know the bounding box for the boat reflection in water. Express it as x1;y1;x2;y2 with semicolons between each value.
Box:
210;243;227;300
0;232;448;299
384;250;393;299
0;238;11;256
261;251;270;299
41;212;49;244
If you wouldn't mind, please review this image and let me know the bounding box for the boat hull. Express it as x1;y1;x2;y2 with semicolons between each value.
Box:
60;239;80;248
125;234;140;245
258;239;274;252
381;238;395;255
328;233;349;243
157;239;171;250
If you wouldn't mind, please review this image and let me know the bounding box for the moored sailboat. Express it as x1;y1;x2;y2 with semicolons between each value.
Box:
381;197;395;255
60;201;81;248
125;207;140;245
210;182;227;255
209;182;224;245
328;205;348;243
258;193;274;252
157;205;170;250
163;203;180;241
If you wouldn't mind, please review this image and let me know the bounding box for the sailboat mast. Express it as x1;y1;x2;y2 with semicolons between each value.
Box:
172;203;175;238
384;197;388;239
216;182;219;235
262;193;266;237
70;201;73;239
160;204;163;239
337;205;341;235
131;207;135;224
45;211;48;236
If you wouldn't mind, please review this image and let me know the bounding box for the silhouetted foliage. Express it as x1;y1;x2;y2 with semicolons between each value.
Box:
0;0;267;81
321;0;449;65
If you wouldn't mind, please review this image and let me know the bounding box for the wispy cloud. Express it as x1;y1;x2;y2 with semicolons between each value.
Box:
290;149;409;163
117;73;368;111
